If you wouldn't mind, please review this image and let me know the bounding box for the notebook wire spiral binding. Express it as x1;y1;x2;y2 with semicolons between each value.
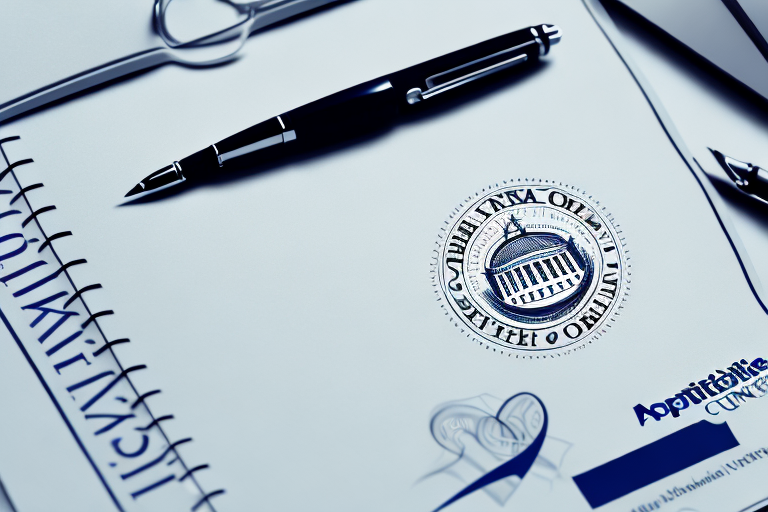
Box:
0;135;224;512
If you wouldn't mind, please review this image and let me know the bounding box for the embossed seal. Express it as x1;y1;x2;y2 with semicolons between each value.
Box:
435;180;629;356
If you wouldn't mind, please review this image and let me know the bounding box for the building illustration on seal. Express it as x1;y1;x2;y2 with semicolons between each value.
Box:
436;181;628;353
482;215;593;323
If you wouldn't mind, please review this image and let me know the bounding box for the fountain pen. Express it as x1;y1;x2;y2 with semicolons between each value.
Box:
125;24;562;199
710;149;768;205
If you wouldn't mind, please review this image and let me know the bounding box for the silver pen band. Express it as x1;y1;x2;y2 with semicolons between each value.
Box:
215;115;297;167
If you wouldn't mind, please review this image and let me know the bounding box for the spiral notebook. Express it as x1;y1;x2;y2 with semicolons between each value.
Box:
0;135;218;511
1;1;768;512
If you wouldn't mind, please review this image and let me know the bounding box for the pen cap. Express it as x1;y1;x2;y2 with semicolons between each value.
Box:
389;24;560;108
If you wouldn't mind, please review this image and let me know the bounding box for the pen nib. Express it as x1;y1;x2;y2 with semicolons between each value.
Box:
124;183;145;197
124;163;186;199
709;148;751;188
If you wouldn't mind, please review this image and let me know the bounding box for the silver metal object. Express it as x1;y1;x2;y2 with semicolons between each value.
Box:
406;53;529;104
404;25;561;105
216;126;296;165
531;27;545;56
543;24;563;46
423;53;528;100
406;88;423;105
172;161;185;180
217;134;282;164
0;0;341;123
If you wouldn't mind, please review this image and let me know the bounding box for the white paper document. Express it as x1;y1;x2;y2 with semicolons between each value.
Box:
0;1;767;511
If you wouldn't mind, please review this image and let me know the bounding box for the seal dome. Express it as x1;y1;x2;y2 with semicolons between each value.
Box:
489;233;567;270
484;232;592;313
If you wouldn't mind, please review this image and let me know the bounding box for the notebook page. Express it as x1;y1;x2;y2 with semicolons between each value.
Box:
0;136;218;511
0;283;116;512
2;0;768;511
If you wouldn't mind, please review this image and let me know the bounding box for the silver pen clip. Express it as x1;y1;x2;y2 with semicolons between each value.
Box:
406;24;561;105
0;0;341;123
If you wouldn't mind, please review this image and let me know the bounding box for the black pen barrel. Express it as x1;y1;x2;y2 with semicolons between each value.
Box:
178;77;398;178
748;167;768;200
287;77;399;145
174;24;560;182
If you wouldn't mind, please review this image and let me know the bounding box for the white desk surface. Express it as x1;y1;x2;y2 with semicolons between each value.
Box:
1;1;768;511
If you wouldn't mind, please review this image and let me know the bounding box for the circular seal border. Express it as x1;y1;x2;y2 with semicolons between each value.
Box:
431;178;631;358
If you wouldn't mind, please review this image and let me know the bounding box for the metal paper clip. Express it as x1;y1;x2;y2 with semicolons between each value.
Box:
0;0;341;123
